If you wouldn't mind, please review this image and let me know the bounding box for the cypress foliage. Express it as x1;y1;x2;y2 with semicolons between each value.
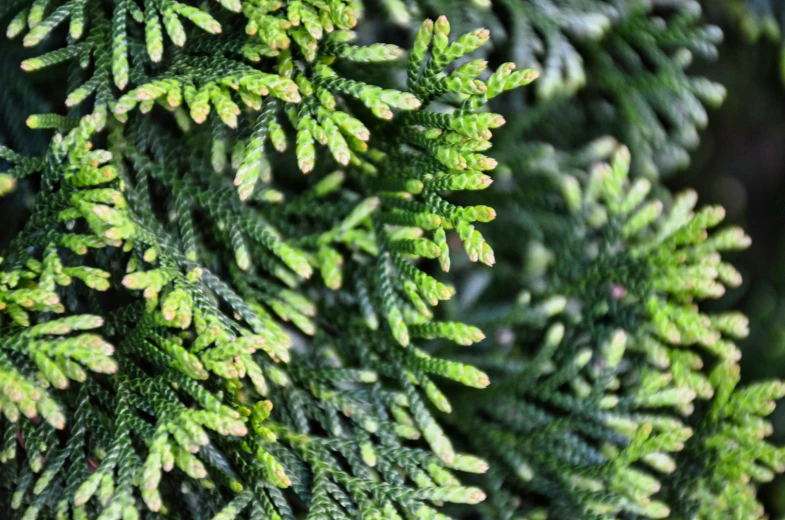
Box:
0;1;782;519
444;142;782;519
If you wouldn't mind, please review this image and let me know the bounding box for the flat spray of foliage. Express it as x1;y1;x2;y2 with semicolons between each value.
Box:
0;1;782;519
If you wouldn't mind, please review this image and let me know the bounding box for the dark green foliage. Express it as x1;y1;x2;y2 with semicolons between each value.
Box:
411;0;727;179
441;143;783;519
0;1;782;520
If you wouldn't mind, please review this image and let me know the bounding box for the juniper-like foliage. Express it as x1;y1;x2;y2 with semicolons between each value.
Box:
440;142;784;519
0;1;782;520
408;0;726;179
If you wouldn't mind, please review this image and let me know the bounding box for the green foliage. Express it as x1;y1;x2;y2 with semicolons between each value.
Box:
441;142;782;519
441;0;726;179
0;1;782;520
709;0;785;87
0;1;533;517
712;0;783;43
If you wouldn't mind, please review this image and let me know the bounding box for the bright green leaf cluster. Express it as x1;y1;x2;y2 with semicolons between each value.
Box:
1;1;782;520
0;2;538;518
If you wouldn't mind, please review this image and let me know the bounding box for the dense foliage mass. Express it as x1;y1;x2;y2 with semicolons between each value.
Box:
0;1;783;519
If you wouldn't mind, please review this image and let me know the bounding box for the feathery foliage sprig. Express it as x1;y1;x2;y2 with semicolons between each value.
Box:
437;142;783;519
0;1;538;517
420;0;726;179
1;1;783;519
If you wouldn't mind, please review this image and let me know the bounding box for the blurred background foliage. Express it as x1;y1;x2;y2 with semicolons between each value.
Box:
674;3;785;514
